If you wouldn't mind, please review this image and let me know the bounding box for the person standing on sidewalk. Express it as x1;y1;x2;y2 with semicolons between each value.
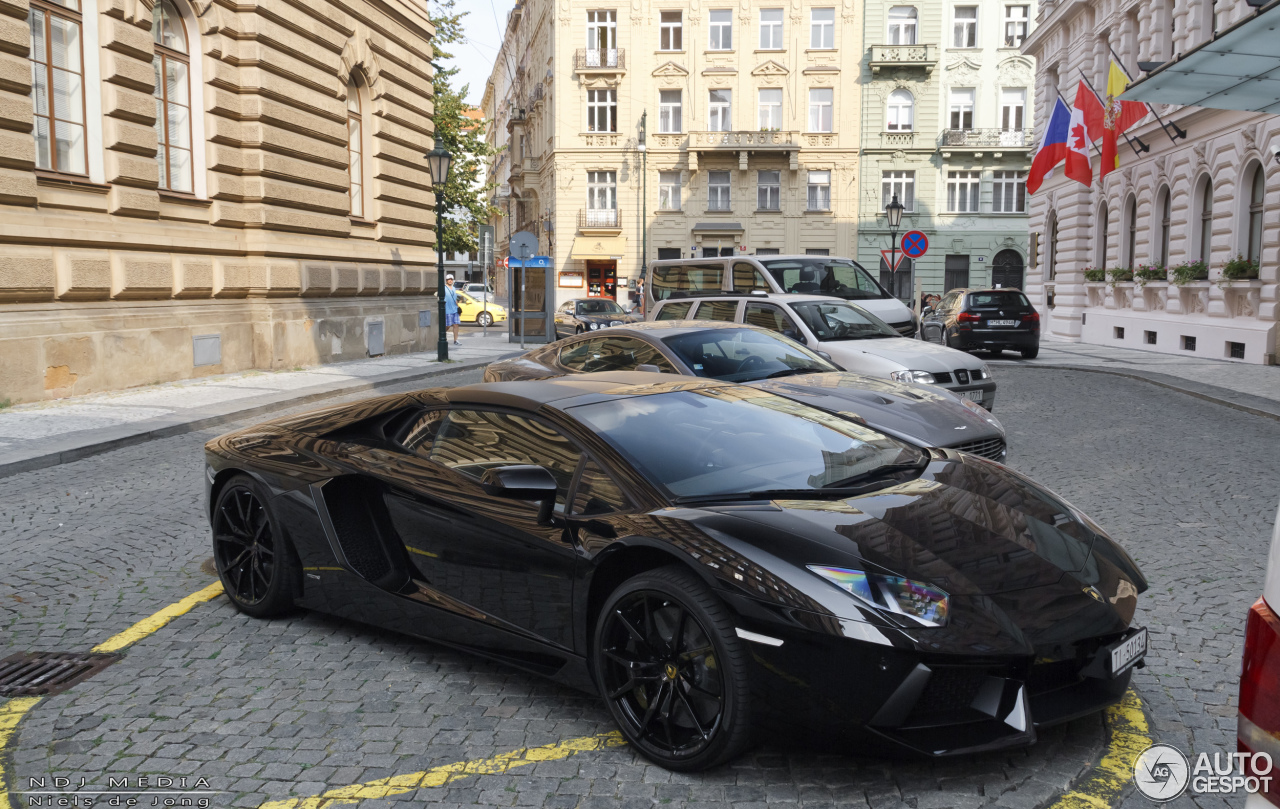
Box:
444;275;461;346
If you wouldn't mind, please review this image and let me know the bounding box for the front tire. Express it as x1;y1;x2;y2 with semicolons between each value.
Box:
476;311;494;327
593;566;753;771
211;474;300;618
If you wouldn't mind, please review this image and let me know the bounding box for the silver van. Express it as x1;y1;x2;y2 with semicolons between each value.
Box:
645;254;918;337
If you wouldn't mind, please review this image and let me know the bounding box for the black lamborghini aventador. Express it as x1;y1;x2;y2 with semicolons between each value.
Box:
205;372;1148;771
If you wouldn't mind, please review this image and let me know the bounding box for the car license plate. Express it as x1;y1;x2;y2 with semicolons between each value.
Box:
1109;628;1148;676
988;319;1018;327
963;390;983;403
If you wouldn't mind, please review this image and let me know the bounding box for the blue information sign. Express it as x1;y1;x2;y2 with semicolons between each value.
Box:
508;255;552;268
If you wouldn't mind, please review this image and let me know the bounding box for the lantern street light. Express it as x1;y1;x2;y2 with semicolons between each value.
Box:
426;145;453;360
885;193;905;300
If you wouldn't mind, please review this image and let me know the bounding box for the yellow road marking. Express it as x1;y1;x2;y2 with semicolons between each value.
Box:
1043;688;1152;809
258;731;627;809
0;697;43;809
91;581;225;653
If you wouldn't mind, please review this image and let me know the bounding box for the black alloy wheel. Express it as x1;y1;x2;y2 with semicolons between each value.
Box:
593;566;752;771
212;475;299;617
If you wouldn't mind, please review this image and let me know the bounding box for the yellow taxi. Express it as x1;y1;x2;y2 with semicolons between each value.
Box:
456;290;507;327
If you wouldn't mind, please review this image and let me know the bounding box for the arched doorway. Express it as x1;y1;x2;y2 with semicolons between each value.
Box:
992;249;1024;289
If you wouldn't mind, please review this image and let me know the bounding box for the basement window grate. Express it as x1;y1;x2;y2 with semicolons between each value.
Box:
0;652;122;697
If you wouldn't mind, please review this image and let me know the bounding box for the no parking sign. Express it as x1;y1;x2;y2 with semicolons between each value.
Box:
901;231;929;259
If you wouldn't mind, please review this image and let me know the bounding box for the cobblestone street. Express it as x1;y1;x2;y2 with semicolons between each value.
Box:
1;366;1276;809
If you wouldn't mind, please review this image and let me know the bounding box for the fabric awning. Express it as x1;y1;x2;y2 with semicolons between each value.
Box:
1120;0;1280;113
569;236;627;260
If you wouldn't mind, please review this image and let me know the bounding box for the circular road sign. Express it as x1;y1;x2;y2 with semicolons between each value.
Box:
901;230;929;259
502;256;510;269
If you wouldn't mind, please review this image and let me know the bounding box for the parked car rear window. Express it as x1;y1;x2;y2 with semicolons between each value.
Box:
651;262;724;301
693;300;739;322
759;259;887;300
655;301;693;320
967;291;1031;308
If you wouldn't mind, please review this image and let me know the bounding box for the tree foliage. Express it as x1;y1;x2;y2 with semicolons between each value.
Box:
428;0;500;254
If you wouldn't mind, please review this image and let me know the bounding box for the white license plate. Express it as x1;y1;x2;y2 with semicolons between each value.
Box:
963;390;984;403
988;319;1019;327
1110;628;1148;676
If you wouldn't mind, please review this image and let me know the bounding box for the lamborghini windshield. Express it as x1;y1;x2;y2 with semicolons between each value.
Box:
570;387;924;499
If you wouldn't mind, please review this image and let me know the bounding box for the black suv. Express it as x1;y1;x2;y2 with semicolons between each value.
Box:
921;288;1040;358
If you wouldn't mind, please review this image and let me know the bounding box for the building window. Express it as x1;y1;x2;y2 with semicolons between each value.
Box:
346;77;364;216
808;88;833;132
1047;212;1058;281
946;171;980;213
1158;186;1171;266
586;170;616;226
807;170;831;211
709;9;732;50
757;170;780;210
887;6;917;44
659;10;682;50
29;0;87;174
807;248;830;256
755;248;781;255
760;8;783;49
657;247;682;260
1125;195;1137;269
708;89;732;131
1199;177;1213;264
659;89;682;133
949;88;975;130
886;89;913;131
586;10;617;65
953;6;977;47
658;171;681;210
153;0;191;193
1247;165;1265;265
810;8;835;49
882;170;915;211
1097;201;1110;267
758;88;782;130
1000;88;1025;132
708;170;731;210
992;170;1025;213
1004;5;1029;47
945;255;970;290
587;89;617;132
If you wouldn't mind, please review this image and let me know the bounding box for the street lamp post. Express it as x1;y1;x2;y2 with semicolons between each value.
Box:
638;111;647;315
426;145;453;361
885;193;904;301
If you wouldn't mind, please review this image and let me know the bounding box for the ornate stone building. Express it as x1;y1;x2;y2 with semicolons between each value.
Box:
1022;0;1277;363
857;0;1038;300
483;0;863;325
0;0;440;403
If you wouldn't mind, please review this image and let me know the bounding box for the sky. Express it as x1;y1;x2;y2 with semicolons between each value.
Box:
445;0;516;107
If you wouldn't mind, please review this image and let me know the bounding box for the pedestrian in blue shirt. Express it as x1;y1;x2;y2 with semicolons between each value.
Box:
444;274;461;346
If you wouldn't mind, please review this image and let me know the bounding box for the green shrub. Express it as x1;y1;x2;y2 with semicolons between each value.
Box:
1134;264;1167;283
1222;254;1260;280
1108;267;1134;283
1083;267;1106;282
1170;260;1209;285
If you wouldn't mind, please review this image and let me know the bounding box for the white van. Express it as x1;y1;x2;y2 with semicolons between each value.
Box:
645;254;918;337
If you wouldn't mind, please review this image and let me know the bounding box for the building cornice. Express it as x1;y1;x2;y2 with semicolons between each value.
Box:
1020;0;1089;55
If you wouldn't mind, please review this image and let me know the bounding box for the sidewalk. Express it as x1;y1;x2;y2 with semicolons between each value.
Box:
988;338;1280;421
0;332;520;479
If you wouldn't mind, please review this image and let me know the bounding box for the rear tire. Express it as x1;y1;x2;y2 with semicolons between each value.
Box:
477;311;494;327
211;474;300;618
593;566;753;771
1021;345;1040;359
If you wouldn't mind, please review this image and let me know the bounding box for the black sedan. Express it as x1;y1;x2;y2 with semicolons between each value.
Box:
921;288;1041;358
487;321;1008;461
554;298;639;338
206;373;1148;771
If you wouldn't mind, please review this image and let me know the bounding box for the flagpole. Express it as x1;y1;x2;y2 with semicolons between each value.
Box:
1079;70;1149;157
1106;44;1188;143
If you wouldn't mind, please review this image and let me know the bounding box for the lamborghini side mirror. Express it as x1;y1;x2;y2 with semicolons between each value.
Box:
480;465;558;523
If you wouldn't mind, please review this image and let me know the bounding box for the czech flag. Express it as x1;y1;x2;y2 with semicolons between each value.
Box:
1027;97;1092;194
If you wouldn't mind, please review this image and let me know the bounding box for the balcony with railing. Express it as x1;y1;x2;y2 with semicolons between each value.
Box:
574;48;626;72
578;208;621;231
938;128;1036;151
868;43;938;74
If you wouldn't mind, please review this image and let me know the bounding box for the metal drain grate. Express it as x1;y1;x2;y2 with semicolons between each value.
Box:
0;652;122;697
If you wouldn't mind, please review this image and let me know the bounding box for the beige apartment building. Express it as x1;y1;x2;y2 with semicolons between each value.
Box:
1022;0;1277;363
0;0;440;403
483;0;862;329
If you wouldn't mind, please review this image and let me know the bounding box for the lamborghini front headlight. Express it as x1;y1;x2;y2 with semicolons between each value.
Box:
808;565;950;626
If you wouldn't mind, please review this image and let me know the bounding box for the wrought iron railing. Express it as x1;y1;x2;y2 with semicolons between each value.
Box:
574;48;625;70
939;128;1035;147
579;208;620;228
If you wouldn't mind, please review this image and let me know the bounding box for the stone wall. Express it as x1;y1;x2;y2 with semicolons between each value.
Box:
0;0;440;402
